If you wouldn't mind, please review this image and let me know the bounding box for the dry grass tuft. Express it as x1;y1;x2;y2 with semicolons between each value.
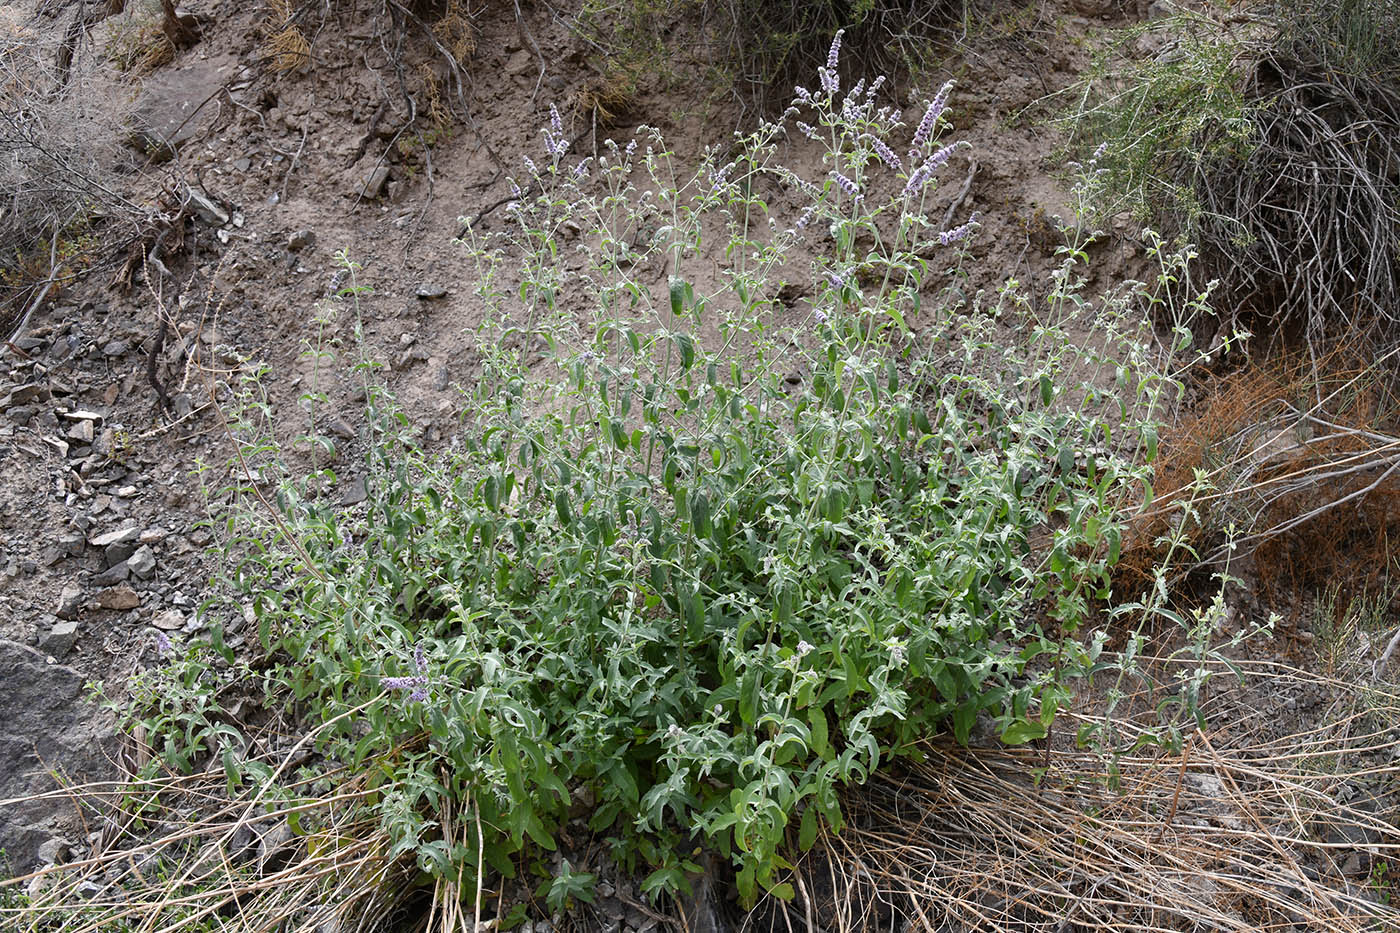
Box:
1116;344;1400;609
0;719;411;933
763;659;1400;933
263;0;312;72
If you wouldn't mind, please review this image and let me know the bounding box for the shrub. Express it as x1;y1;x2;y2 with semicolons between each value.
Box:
182;35;1189;910
0;6;133;341
576;0;961;116
1058;0;1400;345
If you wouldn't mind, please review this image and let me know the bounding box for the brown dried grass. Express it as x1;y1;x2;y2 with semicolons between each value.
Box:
1116;344;1400;610
761;658;1400;933
5;662;1397;933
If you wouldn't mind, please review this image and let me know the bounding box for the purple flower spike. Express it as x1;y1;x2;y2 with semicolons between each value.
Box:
910;81;955;159
825;268;848;290
795;205;816;230
813;309;829;324
523;155;539;176
939;212;981;245
156;631;172;658
831;171;858;196
901;142;960;198
864;134;902;172
550;104;563;138
384;643;432;703
820;29;844;95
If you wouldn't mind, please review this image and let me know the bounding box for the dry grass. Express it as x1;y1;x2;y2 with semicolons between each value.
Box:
6;656;1397;933
1117;344;1400;608
0;704;414;933
765;659;1400;933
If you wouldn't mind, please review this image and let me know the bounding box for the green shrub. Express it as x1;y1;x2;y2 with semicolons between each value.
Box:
1058;0;1400;342
181;36;1192;907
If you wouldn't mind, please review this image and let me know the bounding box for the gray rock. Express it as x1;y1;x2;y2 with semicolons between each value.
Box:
90;526;139;549
66;420;94;444
105;539;140;568
39;620;80;658
152;609;185;631
127;58;226;161
357;164;390;199
324;416;356;441
256;819;295;868
0;639;116;872
288;229;316;252
186;187;229;226
1;384;48;408
339;477;368;506
56;585;84;620
94;561;130;586
128;545;157;580
415;283;448;300
429;358;450;391
37;837;70;865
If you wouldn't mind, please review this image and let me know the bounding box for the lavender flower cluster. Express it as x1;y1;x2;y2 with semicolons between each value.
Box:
784;29;971;227
938;211;981;245
541;104;569;159
383;643;430;703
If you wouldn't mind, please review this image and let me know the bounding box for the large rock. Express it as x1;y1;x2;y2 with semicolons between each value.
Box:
0;640;116;873
126;54;238;161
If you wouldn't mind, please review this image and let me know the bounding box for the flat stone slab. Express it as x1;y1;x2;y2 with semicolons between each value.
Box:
0;640;116;873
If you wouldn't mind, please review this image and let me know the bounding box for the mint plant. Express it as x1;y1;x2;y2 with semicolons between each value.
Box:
178;32;1193;909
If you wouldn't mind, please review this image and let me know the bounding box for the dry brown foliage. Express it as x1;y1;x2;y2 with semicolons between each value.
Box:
263;0;312;72
1116;345;1400;611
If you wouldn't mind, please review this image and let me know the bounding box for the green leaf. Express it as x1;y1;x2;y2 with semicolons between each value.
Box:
1001;719;1048;744
555;490;573;526
690;491;711;538
1057;446;1075;477
952;704;976;745
809;707;829;759
799;805;819;851
675;333;695;372
669;276;686;316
